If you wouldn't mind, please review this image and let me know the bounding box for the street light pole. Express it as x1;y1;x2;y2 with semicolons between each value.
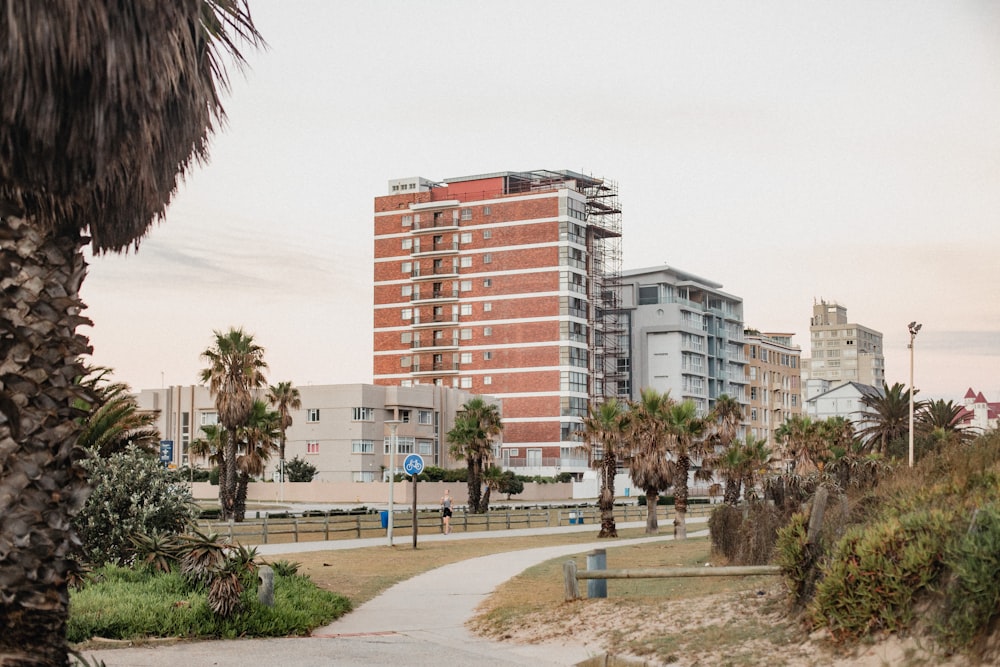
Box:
385;419;402;546
907;321;922;467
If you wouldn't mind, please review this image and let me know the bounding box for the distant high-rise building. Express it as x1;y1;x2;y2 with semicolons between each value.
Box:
619;266;747;417
743;331;802;449
802;300;884;388
372;170;624;477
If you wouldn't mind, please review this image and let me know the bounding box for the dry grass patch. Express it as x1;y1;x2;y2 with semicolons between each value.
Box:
470;537;809;665
266;527;654;606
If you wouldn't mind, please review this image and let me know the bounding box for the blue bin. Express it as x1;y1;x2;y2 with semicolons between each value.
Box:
569;511;580;525
380;510;389;528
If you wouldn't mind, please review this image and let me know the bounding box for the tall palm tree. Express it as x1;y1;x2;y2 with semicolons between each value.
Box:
856;381;924;457
233;399;280;521
625;388;675;534
583;398;630;538
710;394;743;451
200;327;268;521
267;381;301;483
0;3;261;661
446;397;503;514
663;400;710;540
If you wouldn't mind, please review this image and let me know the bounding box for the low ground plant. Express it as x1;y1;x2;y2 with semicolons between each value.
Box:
69;564;349;642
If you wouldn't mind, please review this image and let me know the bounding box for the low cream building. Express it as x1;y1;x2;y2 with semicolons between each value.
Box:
136;383;492;482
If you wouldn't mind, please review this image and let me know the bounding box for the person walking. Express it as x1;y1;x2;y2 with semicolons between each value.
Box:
441;489;453;534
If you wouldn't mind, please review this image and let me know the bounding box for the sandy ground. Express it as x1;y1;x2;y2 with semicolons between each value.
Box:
470;582;973;667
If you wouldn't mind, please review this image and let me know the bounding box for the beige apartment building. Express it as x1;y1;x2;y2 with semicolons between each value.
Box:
801;300;884;389
743;331;802;451
136;383;480;482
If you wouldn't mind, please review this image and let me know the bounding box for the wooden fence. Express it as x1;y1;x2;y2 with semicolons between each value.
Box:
196;501;718;546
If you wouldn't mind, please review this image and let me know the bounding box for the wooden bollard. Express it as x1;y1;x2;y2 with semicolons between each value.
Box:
258;565;274;607
563;560;580;601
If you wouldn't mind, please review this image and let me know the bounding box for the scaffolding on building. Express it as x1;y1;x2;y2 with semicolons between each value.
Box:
581;177;626;405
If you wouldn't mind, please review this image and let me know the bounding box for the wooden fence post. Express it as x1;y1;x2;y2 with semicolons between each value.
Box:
563;560;580;601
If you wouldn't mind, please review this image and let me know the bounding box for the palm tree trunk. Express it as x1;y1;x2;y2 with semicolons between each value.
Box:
598;455;618;538
222;436;238;521
0;215;93;665
673;455;690;540
235;471;249;522
644;491;659;534
724;479;741;506
467;459;482;514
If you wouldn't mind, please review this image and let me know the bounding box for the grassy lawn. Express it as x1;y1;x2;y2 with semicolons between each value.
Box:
270;526;661;605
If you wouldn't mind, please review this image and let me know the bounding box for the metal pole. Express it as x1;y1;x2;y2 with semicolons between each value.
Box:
907;322;921;468
386;420;402;546
412;474;418;549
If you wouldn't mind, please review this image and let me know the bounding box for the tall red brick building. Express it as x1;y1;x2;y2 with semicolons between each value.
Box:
373;170;624;477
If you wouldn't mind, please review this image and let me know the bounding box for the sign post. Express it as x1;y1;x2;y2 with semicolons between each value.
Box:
404;454;424;549
159;440;173;469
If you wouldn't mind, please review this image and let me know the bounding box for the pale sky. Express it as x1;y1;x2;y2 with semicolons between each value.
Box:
81;0;1000;402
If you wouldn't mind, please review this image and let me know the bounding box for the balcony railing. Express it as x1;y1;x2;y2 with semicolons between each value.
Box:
503;456;590;469
412;242;459;256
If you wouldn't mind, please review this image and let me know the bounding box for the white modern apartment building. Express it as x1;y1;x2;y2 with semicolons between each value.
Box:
136;383;485;482
802;300;885;388
619;265;748;416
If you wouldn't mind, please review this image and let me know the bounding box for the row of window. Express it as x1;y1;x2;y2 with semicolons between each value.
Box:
399;207;493;228
350;408;433;424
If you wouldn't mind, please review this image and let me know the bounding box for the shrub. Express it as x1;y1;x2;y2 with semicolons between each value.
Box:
809;508;955;639
936;504;1000;651
708;504;743;562
76;447;197;566
285;456;317;482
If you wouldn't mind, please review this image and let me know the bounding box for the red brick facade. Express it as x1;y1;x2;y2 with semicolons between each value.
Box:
373;172;608;471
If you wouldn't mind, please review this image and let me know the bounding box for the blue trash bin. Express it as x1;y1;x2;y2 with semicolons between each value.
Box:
569;511;579;525
380;510;389;528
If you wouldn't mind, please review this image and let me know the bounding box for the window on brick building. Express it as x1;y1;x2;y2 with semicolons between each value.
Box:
460;377;472;389
483;327;492;337
483;253;492;264
483;279;492;287
461;208;472;220
460;232;472;243
483;229;492;238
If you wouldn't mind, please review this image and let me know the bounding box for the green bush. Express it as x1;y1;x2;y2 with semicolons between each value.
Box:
209;466;220;486
937;504;1000;650
67;565;350;642
637;494;673;506
285;456;317;482
810;508;954;639
76;447;197;566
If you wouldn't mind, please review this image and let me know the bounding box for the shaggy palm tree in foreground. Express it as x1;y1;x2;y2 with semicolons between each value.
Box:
0;2;261;662
583;398;629;538
200;327;269;521
447;397;503;513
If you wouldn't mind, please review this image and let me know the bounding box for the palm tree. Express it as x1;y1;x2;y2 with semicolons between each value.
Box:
267;381;301;483
917;399;972;449
739;435;772;503
76;370;160;458
706;394;744;506
625;388;675;534
200;327;269;521
663;400;710;540
583;398;630;538
776;414;825;475
446;397;503;514
856;381;924;457
233;400;280;521
0;3;261;661
191;424;225;471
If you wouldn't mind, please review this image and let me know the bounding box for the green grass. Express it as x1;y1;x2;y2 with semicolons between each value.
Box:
69;565;349;643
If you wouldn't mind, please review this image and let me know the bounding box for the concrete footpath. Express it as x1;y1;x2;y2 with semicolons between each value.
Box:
82;518;708;666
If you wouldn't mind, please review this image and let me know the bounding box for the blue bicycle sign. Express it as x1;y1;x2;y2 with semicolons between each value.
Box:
403;454;424;477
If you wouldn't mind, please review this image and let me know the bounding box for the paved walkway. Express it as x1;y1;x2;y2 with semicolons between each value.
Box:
82;518;708;666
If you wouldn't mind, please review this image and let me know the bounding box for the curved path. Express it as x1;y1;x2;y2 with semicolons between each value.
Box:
83;519;707;666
